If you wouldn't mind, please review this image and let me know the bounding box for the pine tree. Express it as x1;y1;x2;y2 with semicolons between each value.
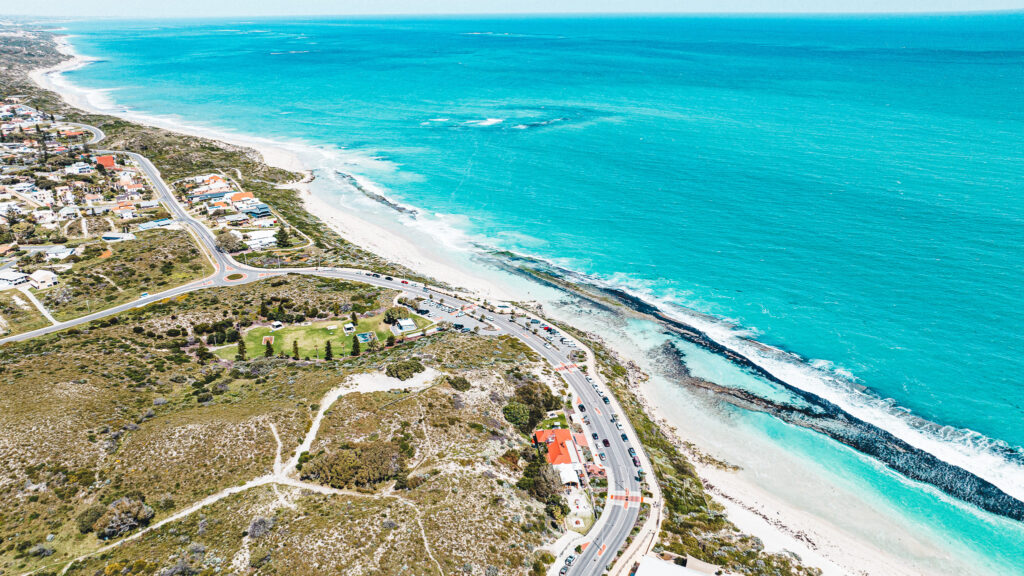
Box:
350;312;358;325
264;340;274;358
259;300;269;318
324;340;333;361
386;333;396;347
292;340;299;360
351;335;361;356
236;337;247;361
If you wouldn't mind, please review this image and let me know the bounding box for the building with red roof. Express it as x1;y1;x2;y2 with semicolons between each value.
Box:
95;155;116;169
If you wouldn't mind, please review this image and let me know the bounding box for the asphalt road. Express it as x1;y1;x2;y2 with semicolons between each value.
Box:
1;125;648;575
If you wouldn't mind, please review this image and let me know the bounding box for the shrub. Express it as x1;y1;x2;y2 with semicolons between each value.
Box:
76;504;106;534
92;498;155;539
385;358;425;381
448;375;471;391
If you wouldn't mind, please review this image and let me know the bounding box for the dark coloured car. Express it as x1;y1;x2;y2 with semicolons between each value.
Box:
591;432;599;440
633;456;641;467
602;439;610;447
602;397;610;404
385;276;393;281
578;404;586;412
621;433;628;441
453;323;464;330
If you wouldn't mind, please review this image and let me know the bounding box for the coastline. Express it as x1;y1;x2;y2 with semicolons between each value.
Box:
28;33;1018;576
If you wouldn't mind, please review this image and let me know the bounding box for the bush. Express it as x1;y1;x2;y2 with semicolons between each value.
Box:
76;504;106;534
92;498;155;539
385;358;425;381
448;376;471;391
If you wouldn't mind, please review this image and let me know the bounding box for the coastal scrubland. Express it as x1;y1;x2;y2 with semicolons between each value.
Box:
0;275;564;575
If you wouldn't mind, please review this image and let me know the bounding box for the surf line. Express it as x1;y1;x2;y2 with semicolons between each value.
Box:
489;249;1024;523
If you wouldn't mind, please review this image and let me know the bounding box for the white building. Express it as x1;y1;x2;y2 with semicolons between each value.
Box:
28;269;57;290
0;270;28;288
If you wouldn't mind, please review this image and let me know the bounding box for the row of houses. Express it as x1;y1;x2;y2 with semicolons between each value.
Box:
0;268;57;290
183;174;275;228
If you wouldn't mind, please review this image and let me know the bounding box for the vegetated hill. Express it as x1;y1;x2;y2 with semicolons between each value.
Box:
0;276;563;575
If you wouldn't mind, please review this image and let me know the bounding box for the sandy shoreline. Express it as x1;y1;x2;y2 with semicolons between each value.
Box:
29;34;976;576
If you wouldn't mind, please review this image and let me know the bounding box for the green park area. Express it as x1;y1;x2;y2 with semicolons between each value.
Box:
214;312;432;360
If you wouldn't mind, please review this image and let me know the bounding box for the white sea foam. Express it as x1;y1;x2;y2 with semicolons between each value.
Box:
571;272;1024;504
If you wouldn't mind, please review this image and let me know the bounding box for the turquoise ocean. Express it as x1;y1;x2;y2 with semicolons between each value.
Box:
58;15;1024;573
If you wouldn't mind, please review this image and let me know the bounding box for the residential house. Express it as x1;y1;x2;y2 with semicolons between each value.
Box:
533;428;585;486
28;269;58;289
44;246;75;261
0;270;28;288
57;206;81;221
64;161;94;175
94;155;116;170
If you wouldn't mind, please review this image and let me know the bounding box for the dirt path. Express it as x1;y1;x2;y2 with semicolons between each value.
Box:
48;370;442;576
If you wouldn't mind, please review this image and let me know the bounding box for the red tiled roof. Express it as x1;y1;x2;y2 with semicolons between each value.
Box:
95;155;116;169
533;428;575;466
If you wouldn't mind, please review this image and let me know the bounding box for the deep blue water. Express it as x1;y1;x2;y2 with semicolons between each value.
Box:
59;14;1024;569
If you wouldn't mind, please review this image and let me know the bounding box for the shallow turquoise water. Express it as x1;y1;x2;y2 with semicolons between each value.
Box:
60;15;1024;565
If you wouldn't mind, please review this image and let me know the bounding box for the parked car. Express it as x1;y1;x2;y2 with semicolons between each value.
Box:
559;567;568;576
628;447;636;457
453;323;464;330
566;555;576;566
633;456;642;467
401;280;409;284
599;452;607;461
602;439;610;447
578;404;586;412
602;397;610;404
621;433;628;441
385;276;393;281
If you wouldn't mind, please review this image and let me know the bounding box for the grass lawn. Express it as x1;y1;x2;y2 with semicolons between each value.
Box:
538;412;569;430
31;229;213;321
215;313;432;360
0;289;51;336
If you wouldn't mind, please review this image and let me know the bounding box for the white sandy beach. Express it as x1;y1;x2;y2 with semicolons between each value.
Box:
30;35;964;576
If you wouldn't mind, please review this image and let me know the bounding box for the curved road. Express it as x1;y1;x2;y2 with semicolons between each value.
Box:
2;123;658;575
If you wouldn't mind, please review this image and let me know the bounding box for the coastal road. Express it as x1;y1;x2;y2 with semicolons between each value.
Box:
1;124;654;576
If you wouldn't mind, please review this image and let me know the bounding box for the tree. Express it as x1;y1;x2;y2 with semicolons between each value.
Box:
275;226;291;248
259;300;269;318
216;231;243;253
264;339;274;358
350;335;361;356
383;306;409;324
386;333;396;347
292;340;299;360
236;337;247;361
350;311;358;325
324;340;333;361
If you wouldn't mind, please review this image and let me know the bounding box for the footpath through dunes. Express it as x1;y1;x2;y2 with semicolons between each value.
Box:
55;369;444;576
495;253;1024;523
